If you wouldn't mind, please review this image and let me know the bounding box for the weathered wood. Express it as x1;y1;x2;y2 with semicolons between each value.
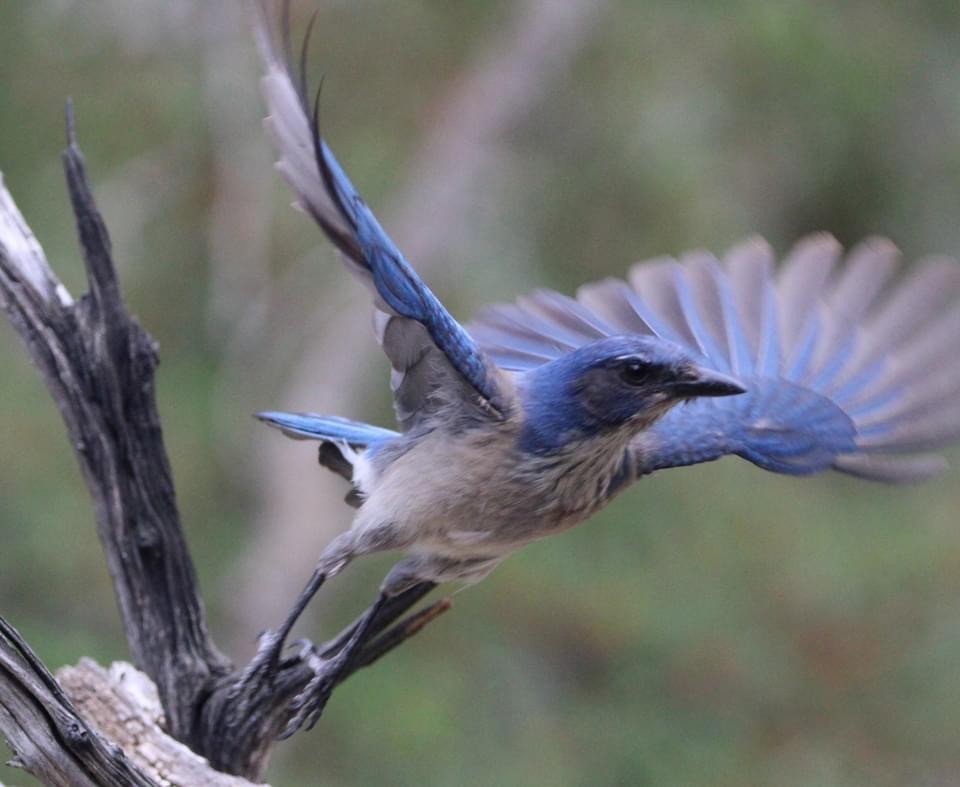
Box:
0;102;449;782
0;103;233;748
58;660;262;787
0;616;158;787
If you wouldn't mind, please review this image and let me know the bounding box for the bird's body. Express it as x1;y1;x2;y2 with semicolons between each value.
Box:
352;411;628;562
252;1;960;597
248;2;960;730
267;335;741;591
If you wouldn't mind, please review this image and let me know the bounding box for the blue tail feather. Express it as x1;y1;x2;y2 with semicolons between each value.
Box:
255;412;398;446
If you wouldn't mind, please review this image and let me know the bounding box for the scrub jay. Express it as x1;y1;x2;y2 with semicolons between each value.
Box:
252;2;960;727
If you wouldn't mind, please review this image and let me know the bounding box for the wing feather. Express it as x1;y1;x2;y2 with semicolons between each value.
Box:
469;233;960;483
671;253;733;371
254;1;505;429
628;257;701;348
724;236;779;376
776;234;842;379
577;278;661;336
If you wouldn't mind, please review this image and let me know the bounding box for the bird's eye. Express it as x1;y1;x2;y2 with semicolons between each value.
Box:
620;359;653;386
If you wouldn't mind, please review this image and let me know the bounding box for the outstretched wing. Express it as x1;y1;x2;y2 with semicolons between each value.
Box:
470;234;960;482
253;2;505;430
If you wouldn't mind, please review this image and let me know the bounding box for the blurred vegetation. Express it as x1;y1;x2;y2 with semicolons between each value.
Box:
2;2;960;785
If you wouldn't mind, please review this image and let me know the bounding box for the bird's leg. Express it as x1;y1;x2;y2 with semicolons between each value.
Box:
316;580;437;659
284;554;505;734
282;557;439;736
239;566;329;686
276;537;514;737
241;531;360;687
283;590;389;736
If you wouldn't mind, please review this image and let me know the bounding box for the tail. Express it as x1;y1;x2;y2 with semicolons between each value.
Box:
255;412;398;445
256;412;399;502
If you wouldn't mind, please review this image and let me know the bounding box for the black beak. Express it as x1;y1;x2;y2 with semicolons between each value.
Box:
669;365;746;399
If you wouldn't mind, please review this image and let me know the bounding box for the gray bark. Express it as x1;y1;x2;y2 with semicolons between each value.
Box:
0;103;448;783
0;617;157;787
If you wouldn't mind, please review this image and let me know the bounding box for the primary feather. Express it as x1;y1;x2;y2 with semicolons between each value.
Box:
253;0;506;429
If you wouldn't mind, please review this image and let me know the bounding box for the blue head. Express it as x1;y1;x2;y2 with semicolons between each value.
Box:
517;335;745;454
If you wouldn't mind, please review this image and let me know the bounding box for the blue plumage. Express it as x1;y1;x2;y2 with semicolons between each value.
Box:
516;335;743;455
251;3;960;726
249;0;960;718
471;236;960;482
255;412;398;445
643;379;857;476
299;82;505;419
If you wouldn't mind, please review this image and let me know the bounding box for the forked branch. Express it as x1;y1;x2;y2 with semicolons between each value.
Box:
0;104;448;783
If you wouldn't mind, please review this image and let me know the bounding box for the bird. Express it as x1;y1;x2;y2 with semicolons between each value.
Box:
251;2;960;727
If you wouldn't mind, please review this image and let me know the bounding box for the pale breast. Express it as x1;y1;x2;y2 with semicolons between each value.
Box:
353;423;634;560
355;427;521;550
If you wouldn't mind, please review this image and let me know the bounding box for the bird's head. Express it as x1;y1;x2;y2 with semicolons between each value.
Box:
518;335;745;454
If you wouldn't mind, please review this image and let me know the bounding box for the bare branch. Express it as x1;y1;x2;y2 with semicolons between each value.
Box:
0;616;158;787
57;660;262;787
347;597;453;675
0;174;64;305
1;102;233;748
1;102;450;781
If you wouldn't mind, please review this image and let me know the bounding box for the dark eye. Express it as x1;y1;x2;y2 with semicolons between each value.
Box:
620;359;653;386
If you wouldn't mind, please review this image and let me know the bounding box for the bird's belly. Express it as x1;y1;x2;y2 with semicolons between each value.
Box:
356;429;622;559
362;459;540;558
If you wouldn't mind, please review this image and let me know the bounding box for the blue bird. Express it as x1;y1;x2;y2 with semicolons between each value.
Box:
252;3;960;726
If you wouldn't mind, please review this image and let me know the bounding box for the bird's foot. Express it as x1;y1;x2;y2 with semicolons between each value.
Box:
281;594;388;737
237;567;329;694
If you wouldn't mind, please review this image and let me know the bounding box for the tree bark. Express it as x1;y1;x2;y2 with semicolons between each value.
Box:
0;616;158;787
0;103;449;783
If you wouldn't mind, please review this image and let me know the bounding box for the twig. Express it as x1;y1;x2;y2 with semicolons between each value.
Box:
317;581;438;660
348;597;453;675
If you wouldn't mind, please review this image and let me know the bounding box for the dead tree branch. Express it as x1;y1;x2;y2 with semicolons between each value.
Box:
0;102;233;746
0;103;449;782
0;616;157;787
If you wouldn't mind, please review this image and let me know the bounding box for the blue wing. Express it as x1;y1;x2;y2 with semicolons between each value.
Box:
469;234;960;482
255;3;505;429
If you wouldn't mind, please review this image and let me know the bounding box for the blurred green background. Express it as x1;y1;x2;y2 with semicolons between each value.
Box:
2;2;960;785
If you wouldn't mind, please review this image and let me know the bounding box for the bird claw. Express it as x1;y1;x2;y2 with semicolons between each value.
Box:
290;636;316;658
280;657;342;738
292;637;324;672
241;630;323;698
281;595;389;737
